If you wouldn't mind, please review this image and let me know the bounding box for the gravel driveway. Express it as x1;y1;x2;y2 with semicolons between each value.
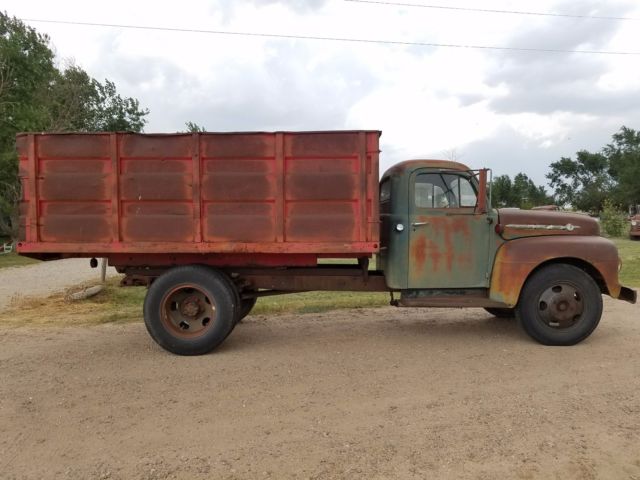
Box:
0;258;119;309
1;299;639;479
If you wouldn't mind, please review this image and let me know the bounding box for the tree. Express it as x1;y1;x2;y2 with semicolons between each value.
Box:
0;12;149;237
0;12;57;237
491;175;514;208
91;78;148;132
491;173;552;209
605;126;640;207
546;150;613;214
45;64;148;133
44;65;100;132
184;121;207;133
546;126;640;214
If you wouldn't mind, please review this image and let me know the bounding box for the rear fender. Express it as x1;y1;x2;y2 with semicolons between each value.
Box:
489;236;627;307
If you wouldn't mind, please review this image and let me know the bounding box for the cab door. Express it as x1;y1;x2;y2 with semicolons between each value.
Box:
408;170;491;288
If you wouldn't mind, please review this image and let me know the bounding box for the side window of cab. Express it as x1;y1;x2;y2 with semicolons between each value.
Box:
380;179;391;204
415;173;477;209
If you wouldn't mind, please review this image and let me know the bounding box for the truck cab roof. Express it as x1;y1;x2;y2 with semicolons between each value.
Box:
381;159;472;181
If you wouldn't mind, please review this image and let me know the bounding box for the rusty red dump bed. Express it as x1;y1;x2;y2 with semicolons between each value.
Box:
16;131;381;266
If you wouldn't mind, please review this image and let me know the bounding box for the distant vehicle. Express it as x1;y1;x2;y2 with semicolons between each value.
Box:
629;204;640;240
15;131;637;355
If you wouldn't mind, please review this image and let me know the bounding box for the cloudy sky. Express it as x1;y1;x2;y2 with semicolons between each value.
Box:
5;0;640;185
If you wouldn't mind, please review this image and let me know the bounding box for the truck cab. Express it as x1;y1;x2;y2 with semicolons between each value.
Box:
377;159;636;345
378;160;495;291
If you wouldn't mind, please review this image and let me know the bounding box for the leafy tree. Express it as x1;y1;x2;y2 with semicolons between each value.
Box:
184;121;207;133
45;64;148;132
491;173;552;209
546;151;613;214
91;78;148;131
605;126;640;207
44;65;100;132
0;12;56;237
0;12;149;237
599;198;628;237
0;12;56;136
491;175;513;208
546;126;640;214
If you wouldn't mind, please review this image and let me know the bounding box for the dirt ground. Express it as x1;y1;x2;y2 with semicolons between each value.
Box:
1;298;639;480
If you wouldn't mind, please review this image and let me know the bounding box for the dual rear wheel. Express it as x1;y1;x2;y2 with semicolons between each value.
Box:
143;266;256;355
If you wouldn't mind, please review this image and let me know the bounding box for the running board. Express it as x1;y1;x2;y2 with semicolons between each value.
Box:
396;289;509;308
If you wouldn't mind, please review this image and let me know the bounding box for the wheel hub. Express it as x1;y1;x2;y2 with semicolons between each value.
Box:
538;283;584;328
180;295;202;317
161;286;216;338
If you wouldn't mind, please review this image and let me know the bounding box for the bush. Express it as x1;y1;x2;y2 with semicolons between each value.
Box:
599;199;628;237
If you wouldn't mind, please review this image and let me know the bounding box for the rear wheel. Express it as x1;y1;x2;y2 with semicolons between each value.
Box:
237;294;257;322
516;264;602;346
484;307;515;318
144;266;237;355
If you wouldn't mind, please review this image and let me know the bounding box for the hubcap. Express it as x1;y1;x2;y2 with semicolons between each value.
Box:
161;286;216;338
537;282;584;328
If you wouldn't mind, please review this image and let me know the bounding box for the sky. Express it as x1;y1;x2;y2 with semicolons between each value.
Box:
4;0;640;186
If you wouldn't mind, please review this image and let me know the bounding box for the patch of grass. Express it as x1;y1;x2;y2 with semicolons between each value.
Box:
613;238;640;287
0;278;145;327
0;251;40;269
253;291;388;316
0;276;388;327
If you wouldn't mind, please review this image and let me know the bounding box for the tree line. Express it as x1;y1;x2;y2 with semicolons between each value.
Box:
491;126;640;215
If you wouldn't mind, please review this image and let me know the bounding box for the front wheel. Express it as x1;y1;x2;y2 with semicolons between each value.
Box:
516;264;603;346
143;266;237;355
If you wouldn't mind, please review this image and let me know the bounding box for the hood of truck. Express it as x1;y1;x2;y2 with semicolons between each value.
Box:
496;209;599;240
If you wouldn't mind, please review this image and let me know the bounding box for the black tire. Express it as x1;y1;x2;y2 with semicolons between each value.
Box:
237;296;257;322
516;264;602;346
143;265;237;355
484;307;515;318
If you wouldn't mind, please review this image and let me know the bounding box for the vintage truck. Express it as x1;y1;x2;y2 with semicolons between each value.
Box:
16;131;636;355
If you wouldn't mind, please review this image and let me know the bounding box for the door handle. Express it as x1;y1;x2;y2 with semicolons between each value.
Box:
412;222;428;227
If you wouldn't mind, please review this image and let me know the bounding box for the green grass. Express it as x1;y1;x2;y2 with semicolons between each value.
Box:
613;238;640;287
252;291;388;315
0;251;40;269
0;237;40;269
93;281;389;321
0;279;144;327
0;277;389;327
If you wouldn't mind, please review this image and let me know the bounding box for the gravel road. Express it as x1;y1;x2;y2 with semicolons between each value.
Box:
0;258;119;309
0;297;638;479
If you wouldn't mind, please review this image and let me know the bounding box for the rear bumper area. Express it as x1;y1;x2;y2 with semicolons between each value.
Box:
617;286;637;304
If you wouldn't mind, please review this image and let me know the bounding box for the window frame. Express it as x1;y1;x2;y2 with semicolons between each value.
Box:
412;171;479;211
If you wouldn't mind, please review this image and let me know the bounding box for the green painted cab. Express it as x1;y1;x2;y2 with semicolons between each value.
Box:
378;160;499;290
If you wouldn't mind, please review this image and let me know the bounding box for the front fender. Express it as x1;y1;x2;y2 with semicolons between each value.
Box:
489;236;635;306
